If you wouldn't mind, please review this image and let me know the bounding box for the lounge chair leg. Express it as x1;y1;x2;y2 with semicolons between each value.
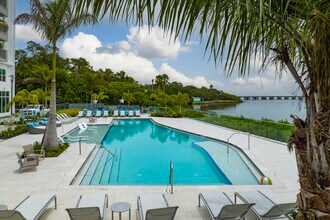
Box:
55;196;57;209
198;194;201;207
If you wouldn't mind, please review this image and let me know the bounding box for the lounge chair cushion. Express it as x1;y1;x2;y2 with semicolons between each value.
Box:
66;194;108;219
199;192;253;219
236;191;297;218
138;194;178;220
14;195;56;220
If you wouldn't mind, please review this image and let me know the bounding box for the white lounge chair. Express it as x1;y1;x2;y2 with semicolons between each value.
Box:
135;109;141;117
199;192;254;220
128;110;134;117
95;111;101;117
0;194;57;220
137;194;178;220
120;110;125;117
85;111;92;117
77;111;83;117
113;110;119;117
235;190;297;219
103;110;109;117
60;113;68;119
66;193;108;220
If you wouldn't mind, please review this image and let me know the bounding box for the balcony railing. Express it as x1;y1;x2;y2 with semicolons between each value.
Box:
0;21;8;41
0;0;6;9
0;0;7;17
0;49;7;62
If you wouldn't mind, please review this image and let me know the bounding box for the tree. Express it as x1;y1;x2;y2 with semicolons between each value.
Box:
155;74;169;91
15;0;96;149
91;91;109;103
10;89;38;109
74;0;330;218
30;88;50;107
173;92;190;112
122;92;134;106
22;64;51;92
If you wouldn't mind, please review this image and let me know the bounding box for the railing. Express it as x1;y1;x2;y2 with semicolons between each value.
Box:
197;114;295;142
227;132;250;153
0;0;6;9
169;160;174;194
0;49;6;61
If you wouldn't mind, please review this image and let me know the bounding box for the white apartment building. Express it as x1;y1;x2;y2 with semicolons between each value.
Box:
0;0;15;117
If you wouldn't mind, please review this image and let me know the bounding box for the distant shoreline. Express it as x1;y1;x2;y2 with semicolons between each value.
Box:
192;100;241;105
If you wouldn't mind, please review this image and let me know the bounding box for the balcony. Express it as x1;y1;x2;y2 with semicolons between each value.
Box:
0;0;7;17
0;49;7;62
0;21;7;41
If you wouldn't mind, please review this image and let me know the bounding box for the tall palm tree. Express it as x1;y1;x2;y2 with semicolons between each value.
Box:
74;0;330;218
15;0;96;149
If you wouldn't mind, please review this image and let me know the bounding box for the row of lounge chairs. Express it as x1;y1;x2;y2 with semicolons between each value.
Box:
57;113;77;124
113;109;141;117
0;191;297;219
77;109;141;117
77;110;109;117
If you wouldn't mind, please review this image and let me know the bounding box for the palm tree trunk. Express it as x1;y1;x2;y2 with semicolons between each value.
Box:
286;55;330;219
42;43;58;149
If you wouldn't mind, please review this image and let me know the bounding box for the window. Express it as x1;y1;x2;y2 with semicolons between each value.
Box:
0;91;9;113
0;68;5;81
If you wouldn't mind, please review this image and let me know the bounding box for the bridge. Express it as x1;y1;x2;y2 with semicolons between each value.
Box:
238;96;303;100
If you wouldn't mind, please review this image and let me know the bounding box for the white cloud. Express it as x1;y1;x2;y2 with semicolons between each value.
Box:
60;32;211;86
159;63;210;88
60;32;157;83
231;77;246;85
127;25;182;59
185;40;199;46
15;24;43;43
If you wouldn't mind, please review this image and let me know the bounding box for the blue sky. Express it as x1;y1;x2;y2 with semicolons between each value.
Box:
15;0;299;96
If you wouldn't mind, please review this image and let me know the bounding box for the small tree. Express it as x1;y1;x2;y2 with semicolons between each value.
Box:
122;92;134;106
10;89;38;109
174;92;190;112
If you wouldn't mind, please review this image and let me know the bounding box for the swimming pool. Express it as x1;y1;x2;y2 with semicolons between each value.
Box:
74;119;260;185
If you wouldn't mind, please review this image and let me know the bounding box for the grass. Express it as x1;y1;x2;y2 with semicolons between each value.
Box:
197;114;295;142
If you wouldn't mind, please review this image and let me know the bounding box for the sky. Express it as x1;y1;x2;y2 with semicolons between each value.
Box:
15;0;300;96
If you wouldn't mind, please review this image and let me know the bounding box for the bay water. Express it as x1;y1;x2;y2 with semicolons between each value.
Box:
194;99;306;121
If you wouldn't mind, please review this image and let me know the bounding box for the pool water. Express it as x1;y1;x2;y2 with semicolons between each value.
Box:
78;119;259;185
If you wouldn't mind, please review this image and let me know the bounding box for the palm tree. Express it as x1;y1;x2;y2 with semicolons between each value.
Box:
173;92;190;112
74;0;330;218
22;64;51;92
91;91;109;104
30;88;50;107
155;74;169;91
15;0;96;149
10;89;38;109
122;92;134;106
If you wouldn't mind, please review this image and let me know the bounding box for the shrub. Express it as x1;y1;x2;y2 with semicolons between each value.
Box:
197;114;295;142
57;108;81;117
0;125;28;138
33;141;70;157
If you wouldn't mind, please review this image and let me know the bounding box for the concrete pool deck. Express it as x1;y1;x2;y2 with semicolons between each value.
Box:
0;116;300;219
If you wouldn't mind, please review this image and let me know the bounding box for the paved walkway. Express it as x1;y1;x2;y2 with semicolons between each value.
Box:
0;116;300;219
